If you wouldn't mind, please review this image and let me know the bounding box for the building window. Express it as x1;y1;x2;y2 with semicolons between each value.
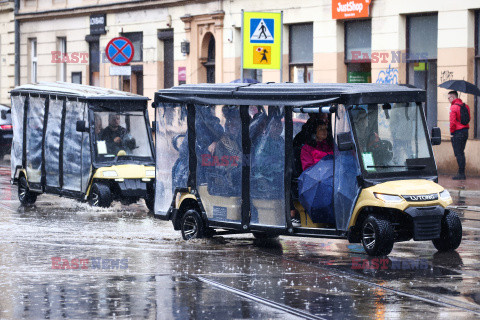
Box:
72;72;82;84
406;14;438;129
29;38;37;83
121;32;143;62
345;20;371;83
58;37;67;82
289;23;313;83
475;11;480;138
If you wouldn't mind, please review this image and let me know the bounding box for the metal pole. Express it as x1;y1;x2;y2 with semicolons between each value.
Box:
241;9;244;83
280;11;283;83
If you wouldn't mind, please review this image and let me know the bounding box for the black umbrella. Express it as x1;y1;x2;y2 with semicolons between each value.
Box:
438;80;480;96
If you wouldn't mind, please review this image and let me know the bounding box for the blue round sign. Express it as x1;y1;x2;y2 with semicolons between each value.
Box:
105;37;134;66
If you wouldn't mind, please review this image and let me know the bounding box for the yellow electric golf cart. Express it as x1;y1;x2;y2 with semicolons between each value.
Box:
152;83;461;256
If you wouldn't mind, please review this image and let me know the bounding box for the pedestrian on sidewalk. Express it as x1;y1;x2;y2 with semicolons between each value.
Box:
448;90;470;180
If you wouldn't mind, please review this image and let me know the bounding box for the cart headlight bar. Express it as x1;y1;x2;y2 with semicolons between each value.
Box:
439;190;452;201
145;170;155;177
102;170;118;177
374;193;404;203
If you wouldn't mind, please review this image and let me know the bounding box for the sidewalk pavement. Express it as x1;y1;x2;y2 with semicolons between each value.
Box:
438;174;480;198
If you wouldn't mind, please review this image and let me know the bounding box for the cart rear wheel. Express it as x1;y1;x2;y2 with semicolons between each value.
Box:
181;209;204;240
18;176;37;206
88;183;112;208
432;210;462;252
361;215;394;256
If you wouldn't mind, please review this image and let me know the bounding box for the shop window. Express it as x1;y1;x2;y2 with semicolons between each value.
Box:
121;32;143;62
345;20;371;83
289;23;313;83
406;14;438;129
58;37;67;82
29;38;37;83
72;72;82;84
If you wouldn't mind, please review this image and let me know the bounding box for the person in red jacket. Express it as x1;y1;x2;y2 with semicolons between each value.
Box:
448;90;470;180
300;119;333;171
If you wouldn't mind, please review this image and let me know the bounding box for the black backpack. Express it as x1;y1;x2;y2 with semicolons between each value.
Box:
457;103;470;125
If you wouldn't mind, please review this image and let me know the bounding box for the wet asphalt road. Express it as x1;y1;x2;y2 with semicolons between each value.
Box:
1;157;480;319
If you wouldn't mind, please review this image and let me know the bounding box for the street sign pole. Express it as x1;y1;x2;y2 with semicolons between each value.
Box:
241;9;244;83
280;11;283;83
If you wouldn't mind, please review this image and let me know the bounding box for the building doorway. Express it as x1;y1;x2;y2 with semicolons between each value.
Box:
202;34;215;83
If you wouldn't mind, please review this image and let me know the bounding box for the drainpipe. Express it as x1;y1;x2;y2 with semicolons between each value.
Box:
14;0;19;86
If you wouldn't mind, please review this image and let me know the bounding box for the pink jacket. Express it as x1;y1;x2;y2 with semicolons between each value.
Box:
300;140;333;171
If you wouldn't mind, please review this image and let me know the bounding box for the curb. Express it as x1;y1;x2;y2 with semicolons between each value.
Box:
447;188;480;198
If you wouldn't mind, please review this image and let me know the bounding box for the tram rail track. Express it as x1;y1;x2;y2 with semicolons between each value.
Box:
262;247;480;317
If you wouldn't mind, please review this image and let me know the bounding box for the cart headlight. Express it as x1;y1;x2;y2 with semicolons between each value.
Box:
145;170;155;177
374;193;404;203
439;190;451;201
102;170;118;177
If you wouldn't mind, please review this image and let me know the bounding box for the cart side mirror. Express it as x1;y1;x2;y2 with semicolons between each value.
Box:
151;121;158;133
0;110;6;120
431;127;441;145
76;120;88;132
337;132;354;151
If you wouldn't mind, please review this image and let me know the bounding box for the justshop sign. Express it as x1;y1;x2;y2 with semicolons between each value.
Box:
332;0;372;19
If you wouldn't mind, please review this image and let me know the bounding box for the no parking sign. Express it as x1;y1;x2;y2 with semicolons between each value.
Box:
105;37;134;66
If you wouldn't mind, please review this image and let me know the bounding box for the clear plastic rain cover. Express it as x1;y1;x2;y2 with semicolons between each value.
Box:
26;96;46;183
334;105;361;231
250;106;286;227
63;100;87;192
45;98;63;188
197;105;242;223
155;104;187;216
10;95;25;179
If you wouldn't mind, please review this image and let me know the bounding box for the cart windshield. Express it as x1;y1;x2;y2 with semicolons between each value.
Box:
93;111;153;162
350;102;434;175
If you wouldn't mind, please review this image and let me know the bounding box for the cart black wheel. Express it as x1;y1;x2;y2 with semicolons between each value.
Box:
432;210;462;252
18;176;37;206
145;183;155;212
88;183;112;208
361;214;394;256
252;232;279;239
181;209;204;240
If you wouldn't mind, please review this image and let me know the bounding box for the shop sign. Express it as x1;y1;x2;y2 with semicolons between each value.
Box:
348;71;371;83
332;0;372;19
178;67;186;84
90;14;106;35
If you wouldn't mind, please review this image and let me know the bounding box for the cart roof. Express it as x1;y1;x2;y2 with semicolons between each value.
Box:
11;82;149;101
154;83;426;107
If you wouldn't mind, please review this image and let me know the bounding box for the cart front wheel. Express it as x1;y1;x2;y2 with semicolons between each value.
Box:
181;209;204;240
252;232;279;239
432;210;462;252
145;183;155;212
88;183;112;208
361;214;394;256
18;176;37;206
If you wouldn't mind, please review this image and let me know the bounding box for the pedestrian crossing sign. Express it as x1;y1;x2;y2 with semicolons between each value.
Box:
250;19;274;43
243;11;282;70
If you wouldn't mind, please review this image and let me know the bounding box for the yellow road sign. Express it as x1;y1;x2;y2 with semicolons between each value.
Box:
243;11;282;69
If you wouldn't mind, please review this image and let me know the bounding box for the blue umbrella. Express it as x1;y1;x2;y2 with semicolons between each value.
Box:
298;156;335;224
230;78;260;84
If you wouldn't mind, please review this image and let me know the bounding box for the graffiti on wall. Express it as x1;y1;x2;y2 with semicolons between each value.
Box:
440;70;454;83
375;65;399;84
